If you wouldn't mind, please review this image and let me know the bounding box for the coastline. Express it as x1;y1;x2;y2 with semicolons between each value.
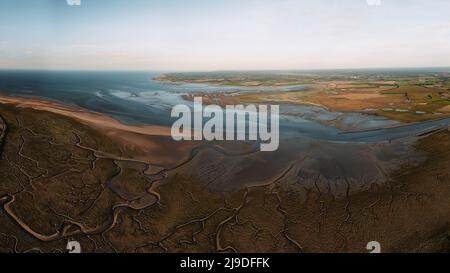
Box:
157;75;450;123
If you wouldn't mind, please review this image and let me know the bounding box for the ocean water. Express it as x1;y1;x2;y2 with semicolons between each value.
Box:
0;70;303;126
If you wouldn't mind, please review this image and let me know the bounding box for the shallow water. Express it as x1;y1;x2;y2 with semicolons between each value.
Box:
0;70;449;144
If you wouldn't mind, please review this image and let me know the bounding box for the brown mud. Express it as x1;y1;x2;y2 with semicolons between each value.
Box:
0;100;449;253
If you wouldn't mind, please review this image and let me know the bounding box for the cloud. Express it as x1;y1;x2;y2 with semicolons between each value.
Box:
66;0;81;6
366;0;382;6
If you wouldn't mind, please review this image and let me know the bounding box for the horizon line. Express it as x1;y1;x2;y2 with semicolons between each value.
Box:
1;65;450;74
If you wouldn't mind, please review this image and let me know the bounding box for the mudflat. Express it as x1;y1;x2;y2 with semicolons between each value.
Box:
0;97;449;253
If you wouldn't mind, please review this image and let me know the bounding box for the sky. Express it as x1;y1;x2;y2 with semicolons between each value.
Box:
0;0;450;71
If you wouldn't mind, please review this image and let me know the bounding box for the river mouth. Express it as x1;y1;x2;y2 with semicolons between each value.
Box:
1;70;448;139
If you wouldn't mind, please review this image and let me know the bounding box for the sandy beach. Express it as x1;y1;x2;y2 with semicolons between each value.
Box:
0;95;172;137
